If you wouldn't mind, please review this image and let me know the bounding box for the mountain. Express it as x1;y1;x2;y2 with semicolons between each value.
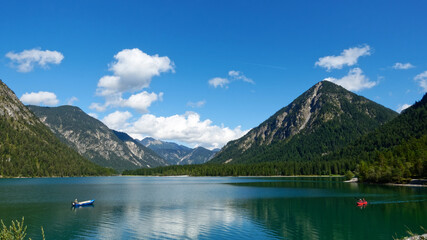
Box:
140;137;218;165
112;130;168;166
0;79;113;177
210;81;398;164
178;147;218;165
338;93;427;183
27;105;167;171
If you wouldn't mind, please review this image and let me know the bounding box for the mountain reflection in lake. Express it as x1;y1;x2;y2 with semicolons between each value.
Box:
0;177;425;239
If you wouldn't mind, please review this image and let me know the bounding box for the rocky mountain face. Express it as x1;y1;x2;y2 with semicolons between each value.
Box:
0;80;39;124
210;81;398;164
112;130;167;166
0;79;110;177
178;147;219;165
28;105;167;171
140;137;218;165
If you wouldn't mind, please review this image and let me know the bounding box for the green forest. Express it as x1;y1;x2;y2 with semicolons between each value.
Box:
123;160;355;176
348;94;427;183
0;116;115;177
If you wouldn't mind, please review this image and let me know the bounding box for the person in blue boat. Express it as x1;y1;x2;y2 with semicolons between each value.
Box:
74;199;78;205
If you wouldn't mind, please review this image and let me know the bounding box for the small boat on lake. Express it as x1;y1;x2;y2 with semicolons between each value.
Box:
72;199;95;207
357;200;367;206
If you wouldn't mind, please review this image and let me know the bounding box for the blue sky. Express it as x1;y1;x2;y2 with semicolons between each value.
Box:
1;0;426;149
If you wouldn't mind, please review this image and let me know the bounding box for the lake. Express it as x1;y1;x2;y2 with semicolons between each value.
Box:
0;176;426;239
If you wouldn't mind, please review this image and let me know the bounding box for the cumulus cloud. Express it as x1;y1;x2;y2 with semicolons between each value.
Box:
315;45;371;71
102;111;133;130
96;48;174;96
187;100;206;108
92;48;172;112
121;91;163;113
397;104;411;113
122;112;248;149
208;77;230;88
90;91;163;113
414;70;427;92
89;102;107;112
20;91;59;106
324;68;377;91
393;62;414;70
208;70;253;88
6;48;64;72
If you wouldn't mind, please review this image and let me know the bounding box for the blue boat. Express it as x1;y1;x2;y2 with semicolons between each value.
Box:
72;199;95;207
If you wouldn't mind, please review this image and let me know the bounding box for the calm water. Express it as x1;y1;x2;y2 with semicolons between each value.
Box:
0;176;426;240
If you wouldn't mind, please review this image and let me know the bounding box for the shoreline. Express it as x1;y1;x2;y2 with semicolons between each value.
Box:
385;183;427;188
2;175;426;187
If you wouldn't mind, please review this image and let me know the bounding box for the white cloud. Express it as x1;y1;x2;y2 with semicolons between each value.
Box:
208;77;229;88
208;70;254;88
228;70;254;84
67;96;78;105
90;91;163;113
89;102;107;112
324;68;377;91
393;62;414;70
397;104;411;113
20;91;59;106
414;70;427;92
124;112;248;149
121;91;163;113
187;100;206;108
315;45;371;71
93;48;172;113
6;48;64;72
96;48;174;96
102;111;133;130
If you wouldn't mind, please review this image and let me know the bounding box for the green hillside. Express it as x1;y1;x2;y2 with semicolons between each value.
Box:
337;93;427;183
210;81;398;164
0;80;114;177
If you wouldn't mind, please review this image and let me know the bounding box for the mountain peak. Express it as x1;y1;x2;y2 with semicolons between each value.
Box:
210;81;397;164
140;137;217;165
28;105;167;171
1;79;111;177
141;137;164;146
0;80;38;124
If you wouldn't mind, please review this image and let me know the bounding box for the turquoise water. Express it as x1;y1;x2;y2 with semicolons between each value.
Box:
0;176;426;239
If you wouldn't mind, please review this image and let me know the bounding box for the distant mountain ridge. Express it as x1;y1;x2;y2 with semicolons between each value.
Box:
140;137;218;165
28;105;167;171
210;81;398;164
0;79;111;177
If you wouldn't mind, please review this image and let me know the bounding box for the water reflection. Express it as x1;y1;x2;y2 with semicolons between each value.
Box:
0;177;426;240
87;198;278;239
229;179;427;240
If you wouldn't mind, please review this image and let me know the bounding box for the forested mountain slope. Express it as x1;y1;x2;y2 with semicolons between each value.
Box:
0;79;113;177
210;81;398;164
28;105;167;171
334;93;427;182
